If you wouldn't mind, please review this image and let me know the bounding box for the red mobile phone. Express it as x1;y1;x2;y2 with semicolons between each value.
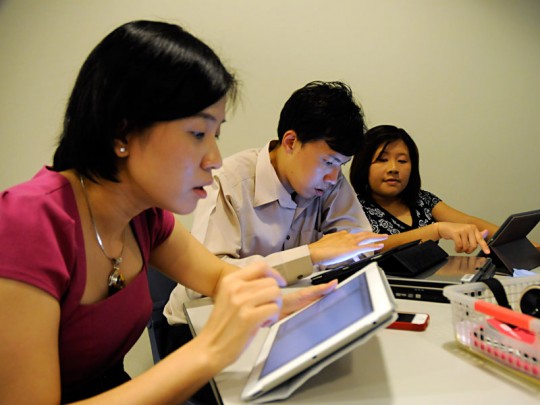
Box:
388;312;430;331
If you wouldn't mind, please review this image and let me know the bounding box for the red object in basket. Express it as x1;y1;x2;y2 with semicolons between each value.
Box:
486;318;536;345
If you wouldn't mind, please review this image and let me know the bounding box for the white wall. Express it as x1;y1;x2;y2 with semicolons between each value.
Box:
1;0;539;240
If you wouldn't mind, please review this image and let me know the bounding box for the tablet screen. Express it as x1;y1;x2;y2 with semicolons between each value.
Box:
260;272;372;377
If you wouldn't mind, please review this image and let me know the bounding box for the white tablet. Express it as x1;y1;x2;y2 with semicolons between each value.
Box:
241;262;397;402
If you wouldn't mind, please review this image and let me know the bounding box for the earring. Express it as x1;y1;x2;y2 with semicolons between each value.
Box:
119;147;126;153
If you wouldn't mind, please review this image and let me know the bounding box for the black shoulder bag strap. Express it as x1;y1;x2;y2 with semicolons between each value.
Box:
481;278;512;310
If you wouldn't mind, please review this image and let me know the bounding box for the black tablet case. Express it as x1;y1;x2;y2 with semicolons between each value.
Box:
377;240;448;277
479;209;540;273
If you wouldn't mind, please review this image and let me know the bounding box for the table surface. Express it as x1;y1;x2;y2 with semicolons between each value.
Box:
185;294;540;404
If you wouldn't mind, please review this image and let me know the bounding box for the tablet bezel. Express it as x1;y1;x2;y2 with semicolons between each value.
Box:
487;209;540;247
241;262;396;401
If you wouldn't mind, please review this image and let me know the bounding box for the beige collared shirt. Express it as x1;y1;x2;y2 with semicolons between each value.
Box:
164;141;371;324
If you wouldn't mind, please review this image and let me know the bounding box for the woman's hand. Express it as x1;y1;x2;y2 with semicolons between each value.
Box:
308;230;387;266
280;280;337;319
436;222;490;254
195;262;286;373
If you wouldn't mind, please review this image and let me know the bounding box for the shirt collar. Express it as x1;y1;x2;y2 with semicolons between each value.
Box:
254;141;297;209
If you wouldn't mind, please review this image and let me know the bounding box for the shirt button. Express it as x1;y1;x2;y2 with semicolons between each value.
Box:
286;235;290;240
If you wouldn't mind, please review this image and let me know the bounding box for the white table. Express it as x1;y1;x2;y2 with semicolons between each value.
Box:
185;297;540;404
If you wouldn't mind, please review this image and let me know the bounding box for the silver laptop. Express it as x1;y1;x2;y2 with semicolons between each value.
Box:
241;262;397;402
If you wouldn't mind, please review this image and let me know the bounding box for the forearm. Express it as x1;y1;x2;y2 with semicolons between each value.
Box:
379;224;440;252
79;334;224;405
217;246;314;286
432;202;498;239
182;246;313;293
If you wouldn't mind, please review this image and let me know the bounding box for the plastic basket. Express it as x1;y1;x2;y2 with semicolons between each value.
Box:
443;275;540;382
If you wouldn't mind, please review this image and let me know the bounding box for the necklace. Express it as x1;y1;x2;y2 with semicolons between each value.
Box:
79;175;126;295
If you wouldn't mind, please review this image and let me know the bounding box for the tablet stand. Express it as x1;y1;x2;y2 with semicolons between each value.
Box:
489;237;540;272
251;318;395;403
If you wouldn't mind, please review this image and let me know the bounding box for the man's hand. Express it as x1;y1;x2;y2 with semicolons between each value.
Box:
308;230;387;266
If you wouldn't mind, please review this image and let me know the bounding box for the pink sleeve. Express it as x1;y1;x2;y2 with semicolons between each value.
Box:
0;190;76;300
148;208;175;249
133;208;176;262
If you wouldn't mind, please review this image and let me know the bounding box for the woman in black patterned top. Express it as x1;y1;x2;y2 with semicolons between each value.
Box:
350;125;498;254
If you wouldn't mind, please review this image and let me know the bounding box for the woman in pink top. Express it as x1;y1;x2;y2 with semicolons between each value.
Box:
0;20;336;404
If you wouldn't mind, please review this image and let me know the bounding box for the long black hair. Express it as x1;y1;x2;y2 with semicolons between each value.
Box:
53;20;237;182
350;125;421;209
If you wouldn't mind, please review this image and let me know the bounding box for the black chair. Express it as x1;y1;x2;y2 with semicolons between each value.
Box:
146;267;219;404
146;266;179;363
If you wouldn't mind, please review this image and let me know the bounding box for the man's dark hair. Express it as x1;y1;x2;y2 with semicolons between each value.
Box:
277;81;365;156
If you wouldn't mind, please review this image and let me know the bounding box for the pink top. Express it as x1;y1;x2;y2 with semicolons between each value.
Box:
0;167;175;391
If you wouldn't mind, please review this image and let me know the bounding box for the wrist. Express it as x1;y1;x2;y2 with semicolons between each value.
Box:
434;222;441;240
307;243;320;265
185;334;227;378
151;335;223;402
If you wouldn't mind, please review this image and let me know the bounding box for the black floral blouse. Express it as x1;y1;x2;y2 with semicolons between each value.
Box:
359;190;442;234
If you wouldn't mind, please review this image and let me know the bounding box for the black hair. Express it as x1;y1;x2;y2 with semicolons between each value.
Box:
349;125;421;209
276;81;365;156
53;20;237;182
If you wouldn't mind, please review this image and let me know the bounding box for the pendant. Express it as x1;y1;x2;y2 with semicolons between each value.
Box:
108;258;125;295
